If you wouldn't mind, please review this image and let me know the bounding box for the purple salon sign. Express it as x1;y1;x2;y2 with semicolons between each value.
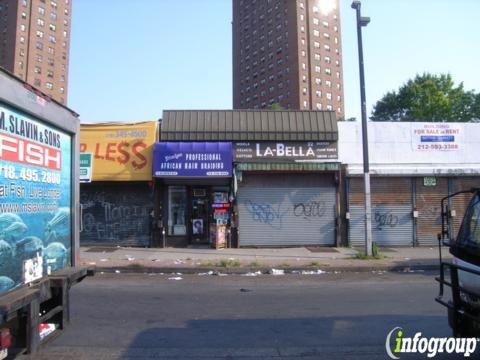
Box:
153;142;232;177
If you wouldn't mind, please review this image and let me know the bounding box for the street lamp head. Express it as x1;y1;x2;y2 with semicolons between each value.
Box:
351;1;361;10
360;16;370;27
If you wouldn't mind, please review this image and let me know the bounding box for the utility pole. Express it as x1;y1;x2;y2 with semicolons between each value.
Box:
351;1;373;256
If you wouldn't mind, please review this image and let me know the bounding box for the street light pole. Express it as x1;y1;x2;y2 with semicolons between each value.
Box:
351;1;373;256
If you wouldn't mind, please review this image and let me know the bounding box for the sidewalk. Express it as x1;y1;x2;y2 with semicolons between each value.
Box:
79;245;451;274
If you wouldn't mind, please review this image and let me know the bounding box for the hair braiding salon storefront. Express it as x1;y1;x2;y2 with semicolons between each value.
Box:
152;142;233;248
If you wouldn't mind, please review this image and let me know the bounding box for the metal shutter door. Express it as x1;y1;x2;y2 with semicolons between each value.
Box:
237;174;336;246
416;177;448;246
80;183;153;247
348;177;413;246
450;177;480;238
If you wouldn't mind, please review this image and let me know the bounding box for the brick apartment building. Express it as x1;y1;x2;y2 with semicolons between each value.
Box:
233;0;344;117
0;0;72;104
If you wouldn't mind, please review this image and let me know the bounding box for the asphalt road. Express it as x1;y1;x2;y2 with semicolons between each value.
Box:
20;271;472;360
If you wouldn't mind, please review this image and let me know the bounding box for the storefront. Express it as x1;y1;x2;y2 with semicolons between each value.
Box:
152;110;340;248
152;141;233;248
79;121;157;247
339;121;480;247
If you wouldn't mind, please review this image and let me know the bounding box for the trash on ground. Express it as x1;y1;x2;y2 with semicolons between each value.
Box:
115;270;121;274
270;268;285;275
404;257;411;261
242;271;262;277
198;271;215;276
174;259;185;265
168;277;183;281
100;258;108;262
125;256;135;261
301;269;326;275
240;288;252;292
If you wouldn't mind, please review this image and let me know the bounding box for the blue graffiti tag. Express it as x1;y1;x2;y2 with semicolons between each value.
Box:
245;200;286;229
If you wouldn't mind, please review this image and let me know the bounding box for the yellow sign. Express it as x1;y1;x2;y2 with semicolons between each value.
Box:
80;121;157;181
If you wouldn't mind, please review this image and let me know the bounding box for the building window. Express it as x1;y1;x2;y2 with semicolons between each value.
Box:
20;36;25;44
48;47;54;54
325;68;331;75
48;57;54;66
47;70;53;78
34;79;41;87
37;18;44;26
326;105;333;110
326;92;332;100
316;90;322;97
22;0;27;6
337;95;342;102
36;42;44;51
323;32;330;39
19;49;25;57
34;66;41;74
325;56;331;64
324;44;330;51
315;78;321;85
36;54;43;62
300;26;305;33
316;103;322;110
50;12;57;20
18;61;24;69
313;18;319;25
38;7;45;15
303;100;308;108
46;82;53;89
314;53;320;60
48;34;56;43
300;14;304;21
36;30;44;38
168;186;187;236
302;87;307;95
326;80;332;88
313;30;319;37
301;50;306;57
22;12;27;19
302;75;307;82
20;24;26;32
314;41;320;48
323;21;329;28
49;23;56;31
301;63;306;70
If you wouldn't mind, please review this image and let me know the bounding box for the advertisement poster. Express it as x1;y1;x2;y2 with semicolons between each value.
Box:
234;141;338;162
411;123;463;151
153;142;232;177
0;102;71;293
80;121;157;181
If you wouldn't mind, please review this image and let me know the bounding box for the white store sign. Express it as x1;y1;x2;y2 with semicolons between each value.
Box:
411;123;463;151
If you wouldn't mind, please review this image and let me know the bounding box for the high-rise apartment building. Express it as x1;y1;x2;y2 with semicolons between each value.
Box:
233;0;344;117
0;0;72;104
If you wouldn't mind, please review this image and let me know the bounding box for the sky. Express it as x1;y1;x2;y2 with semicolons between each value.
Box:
68;0;480;123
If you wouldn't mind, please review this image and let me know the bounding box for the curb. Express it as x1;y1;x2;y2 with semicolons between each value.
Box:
88;263;441;275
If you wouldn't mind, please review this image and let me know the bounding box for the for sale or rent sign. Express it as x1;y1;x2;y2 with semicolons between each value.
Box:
411;123;463;151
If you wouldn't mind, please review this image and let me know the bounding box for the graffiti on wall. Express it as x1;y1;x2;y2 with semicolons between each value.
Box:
80;189;152;245
243;192;330;230
374;210;399;230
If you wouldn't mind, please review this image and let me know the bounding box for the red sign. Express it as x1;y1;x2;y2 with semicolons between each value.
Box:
0;133;61;170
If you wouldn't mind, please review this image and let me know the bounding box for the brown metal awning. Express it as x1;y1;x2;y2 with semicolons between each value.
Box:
160;110;338;141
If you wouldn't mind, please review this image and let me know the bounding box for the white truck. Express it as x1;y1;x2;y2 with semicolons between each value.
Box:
0;68;93;358
436;188;480;336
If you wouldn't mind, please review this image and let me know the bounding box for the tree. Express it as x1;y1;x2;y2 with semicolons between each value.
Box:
370;73;480;122
269;102;285;110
